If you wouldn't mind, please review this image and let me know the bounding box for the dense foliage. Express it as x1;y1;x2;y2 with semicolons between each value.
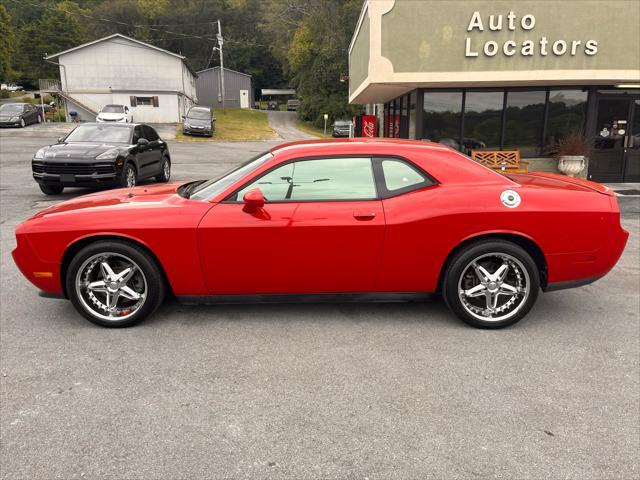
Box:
1;0;364;124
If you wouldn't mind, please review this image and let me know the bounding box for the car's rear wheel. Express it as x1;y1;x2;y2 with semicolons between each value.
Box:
443;240;539;328
39;183;64;195
66;240;165;327
156;156;171;182
121;163;136;188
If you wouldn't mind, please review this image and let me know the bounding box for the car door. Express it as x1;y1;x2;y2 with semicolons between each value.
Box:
142;125;163;177
197;156;386;295
22;104;34;124
131;125;153;178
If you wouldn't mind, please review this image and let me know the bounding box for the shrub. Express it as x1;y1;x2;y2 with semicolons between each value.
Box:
546;131;590;158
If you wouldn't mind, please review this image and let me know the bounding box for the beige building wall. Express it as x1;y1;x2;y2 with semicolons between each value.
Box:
349;0;640;104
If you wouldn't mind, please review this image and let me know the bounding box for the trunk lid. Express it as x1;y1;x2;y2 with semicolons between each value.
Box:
505;172;614;196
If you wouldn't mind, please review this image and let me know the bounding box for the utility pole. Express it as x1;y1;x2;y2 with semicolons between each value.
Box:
217;19;226;114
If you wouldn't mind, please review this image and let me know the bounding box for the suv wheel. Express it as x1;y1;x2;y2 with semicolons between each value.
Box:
39;184;64;195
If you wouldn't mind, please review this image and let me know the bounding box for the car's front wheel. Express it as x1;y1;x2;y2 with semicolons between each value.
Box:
39;183;64;195
156;156;171;182
442;240;540;328
19;118;25;128
66;240;165;327
121;163;137;188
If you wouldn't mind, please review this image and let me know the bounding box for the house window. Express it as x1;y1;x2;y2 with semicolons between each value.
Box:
130;96;159;107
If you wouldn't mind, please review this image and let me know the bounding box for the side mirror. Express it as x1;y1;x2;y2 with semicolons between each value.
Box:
182;115;186;119
57;136;64;143
137;137;149;146
242;188;265;213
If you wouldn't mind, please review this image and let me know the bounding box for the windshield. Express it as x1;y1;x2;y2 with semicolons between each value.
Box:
64;124;132;143
0;104;23;112
187;109;211;120
101;105;124;113
189;152;273;201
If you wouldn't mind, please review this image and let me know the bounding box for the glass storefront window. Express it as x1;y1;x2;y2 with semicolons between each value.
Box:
463;91;504;151
408;91;416;139
422;91;463;149
545;89;588;147
503;90;546;157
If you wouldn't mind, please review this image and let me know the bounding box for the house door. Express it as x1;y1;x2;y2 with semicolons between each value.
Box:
239;90;249;109
588;94;640;183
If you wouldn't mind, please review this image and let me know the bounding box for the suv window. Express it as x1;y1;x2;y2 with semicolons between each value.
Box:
143;125;159;141
235;157;376;202
133;125;144;143
381;159;426;191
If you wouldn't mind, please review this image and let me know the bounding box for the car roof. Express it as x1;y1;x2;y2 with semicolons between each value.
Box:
189;106;210;111
270;138;451;155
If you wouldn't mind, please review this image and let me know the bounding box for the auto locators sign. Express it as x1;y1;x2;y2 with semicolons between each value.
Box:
464;11;598;58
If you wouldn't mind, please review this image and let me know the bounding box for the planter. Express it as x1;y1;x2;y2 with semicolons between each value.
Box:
558;155;586;177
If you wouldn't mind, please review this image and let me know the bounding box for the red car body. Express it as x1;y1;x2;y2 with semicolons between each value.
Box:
13;139;628;306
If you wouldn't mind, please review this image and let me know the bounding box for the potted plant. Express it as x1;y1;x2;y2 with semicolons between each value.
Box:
546;131;590;177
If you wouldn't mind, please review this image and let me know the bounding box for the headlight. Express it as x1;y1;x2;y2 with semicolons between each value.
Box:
96;148;119;160
10;116;19;122
184;123;191;128
34;147;47;159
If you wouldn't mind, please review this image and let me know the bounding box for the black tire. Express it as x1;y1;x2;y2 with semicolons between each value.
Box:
66;240;165;327
442;240;540;329
121;163;137;188
155;155;171;182
39;183;64;195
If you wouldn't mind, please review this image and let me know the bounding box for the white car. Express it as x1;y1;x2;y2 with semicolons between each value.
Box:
1;84;24;91
96;104;132;123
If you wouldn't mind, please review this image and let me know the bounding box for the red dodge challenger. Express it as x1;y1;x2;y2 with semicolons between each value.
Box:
13;139;629;328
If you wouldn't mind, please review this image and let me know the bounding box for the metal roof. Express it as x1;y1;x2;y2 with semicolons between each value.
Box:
197;66;252;78
44;33;198;77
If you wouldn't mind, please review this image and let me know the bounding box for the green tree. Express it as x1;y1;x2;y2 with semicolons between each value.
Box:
0;4;17;81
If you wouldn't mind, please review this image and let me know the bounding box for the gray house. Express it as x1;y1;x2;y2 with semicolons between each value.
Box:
196;67;253;109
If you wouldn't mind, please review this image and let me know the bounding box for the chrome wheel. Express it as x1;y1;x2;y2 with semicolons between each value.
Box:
457;252;530;322
20;118;25;127
75;253;147;322
125;166;136;187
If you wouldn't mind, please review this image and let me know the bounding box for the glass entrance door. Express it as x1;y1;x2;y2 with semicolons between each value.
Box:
589;95;640;183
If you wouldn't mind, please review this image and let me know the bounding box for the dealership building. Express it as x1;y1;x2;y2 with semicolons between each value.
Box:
349;0;640;182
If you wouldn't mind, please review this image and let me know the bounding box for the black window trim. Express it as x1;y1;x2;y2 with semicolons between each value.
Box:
373;156;438;199
222;154;439;204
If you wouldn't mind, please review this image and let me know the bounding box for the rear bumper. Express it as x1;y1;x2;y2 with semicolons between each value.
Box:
183;127;213;136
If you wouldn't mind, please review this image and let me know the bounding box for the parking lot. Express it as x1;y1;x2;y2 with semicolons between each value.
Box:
0;123;638;479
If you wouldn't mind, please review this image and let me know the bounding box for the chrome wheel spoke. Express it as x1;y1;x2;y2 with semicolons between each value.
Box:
472;262;490;282
120;285;141;301
108;290;120;310
87;280;106;292
493;263;509;282
463;283;486;298
499;282;518;295
100;261;116;280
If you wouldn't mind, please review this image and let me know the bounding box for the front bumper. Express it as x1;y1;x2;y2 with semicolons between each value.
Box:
0;121;21;127
32;160;120;187
183;126;213;136
96;118;127;123
12;233;63;294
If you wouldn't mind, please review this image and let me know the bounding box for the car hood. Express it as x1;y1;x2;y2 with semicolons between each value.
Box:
40;142;127;159
0;111;22;119
184;117;211;127
98;112;126;120
29;183;185;220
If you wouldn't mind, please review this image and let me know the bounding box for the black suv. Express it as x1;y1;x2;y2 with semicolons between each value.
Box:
32;123;171;195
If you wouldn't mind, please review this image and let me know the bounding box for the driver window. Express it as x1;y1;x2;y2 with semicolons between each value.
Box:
235;163;294;202
132;125;144;143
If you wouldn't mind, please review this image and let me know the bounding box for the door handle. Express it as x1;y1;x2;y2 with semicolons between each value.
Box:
353;211;376;220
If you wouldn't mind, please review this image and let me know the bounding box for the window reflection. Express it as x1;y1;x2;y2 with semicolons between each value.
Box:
546;89;588;145
422;91;462;149
463;91;504;151
503;90;546;157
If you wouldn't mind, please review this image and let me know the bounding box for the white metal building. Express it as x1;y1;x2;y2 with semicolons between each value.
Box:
45;34;198;123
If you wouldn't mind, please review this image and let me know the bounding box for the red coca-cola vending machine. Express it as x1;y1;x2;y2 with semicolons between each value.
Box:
353;115;377;137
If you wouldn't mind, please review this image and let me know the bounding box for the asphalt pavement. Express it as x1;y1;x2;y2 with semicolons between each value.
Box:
0;122;638;479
